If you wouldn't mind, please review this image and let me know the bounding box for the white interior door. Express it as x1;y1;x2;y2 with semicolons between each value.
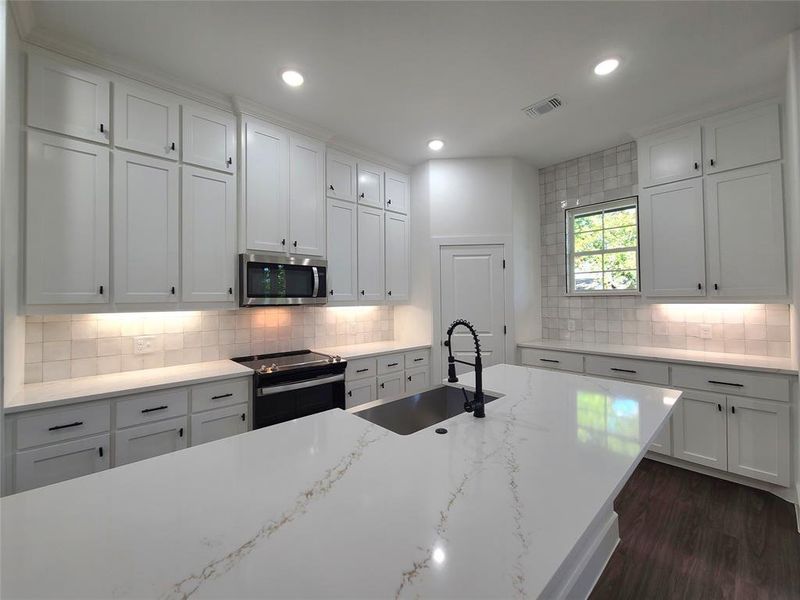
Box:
440;245;506;379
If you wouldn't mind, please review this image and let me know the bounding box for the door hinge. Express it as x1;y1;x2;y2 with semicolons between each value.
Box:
502;259;506;269
504;325;507;335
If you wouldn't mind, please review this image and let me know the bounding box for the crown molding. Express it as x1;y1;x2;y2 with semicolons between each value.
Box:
326;138;411;174
9;1;35;40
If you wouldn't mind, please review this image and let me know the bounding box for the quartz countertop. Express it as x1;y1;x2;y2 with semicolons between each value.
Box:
518;339;798;375
314;340;431;360
1;364;678;599
4;361;254;414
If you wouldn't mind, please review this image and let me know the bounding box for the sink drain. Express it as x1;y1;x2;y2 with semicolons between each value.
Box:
435;428;448;434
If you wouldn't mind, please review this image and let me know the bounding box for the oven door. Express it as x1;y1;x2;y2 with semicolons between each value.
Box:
253;374;345;429
240;254;327;306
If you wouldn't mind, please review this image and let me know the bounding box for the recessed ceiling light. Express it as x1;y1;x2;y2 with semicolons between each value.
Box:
280;68;304;87
428;139;444;151
594;58;620;76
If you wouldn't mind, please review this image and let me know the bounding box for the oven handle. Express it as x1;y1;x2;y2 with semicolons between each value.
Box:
257;373;344;397
312;266;320;298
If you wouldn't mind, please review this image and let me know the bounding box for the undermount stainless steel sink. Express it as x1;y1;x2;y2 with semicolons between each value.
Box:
347;385;501;435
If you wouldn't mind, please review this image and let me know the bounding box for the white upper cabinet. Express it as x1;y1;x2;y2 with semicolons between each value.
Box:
181;167;236;303
113;82;180;160
27;54;110;144
705;162;786;298
703;103;780;175
113;151;179;303
385;169;409;214
357;161;384;207
288;134;325;257
326;149;357;203
181;103;237;173
641;178;706;297
637;123;702;188
26;132;109;305
326;198;358;303
385;212;410;302
243;118;289;254
357;205;385;303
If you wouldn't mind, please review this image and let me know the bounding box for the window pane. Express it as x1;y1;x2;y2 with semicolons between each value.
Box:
603;270;638;290
603;207;637;228
575;272;603;291
574;254;602;273
574;213;603;233
574;230;604;252
603;251;637;271
604;226;637;250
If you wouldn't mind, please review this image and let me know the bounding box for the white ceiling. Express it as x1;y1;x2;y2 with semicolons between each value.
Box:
24;1;800;168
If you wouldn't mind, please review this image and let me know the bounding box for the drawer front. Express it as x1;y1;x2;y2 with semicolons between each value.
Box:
15;433;110;493
192;378;250;413
190;403;249;447
16;403;110;450
520;348;584;373
671;365;789;402
116;388;188;429
377;353;404;375
114;416;187;466
404;349;430;369
346;357;376;380
585;355;669;385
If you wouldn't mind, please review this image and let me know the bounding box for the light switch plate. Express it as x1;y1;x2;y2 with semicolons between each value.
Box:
134;335;156;355
699;324;712;339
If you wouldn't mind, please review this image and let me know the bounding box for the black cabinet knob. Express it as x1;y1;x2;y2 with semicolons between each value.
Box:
714;283;719;290
281;238;286;246
179;427;184;438
99;285;104;295
329;184;335;191
228;287;233;294
171;286;176;294
227;157;233;166
697;283;702;290
407;376;411;382
361;290;365;295
241;413;246;421
347;390;352;397
293;241;297;248
329;289;334;295
380;383;385;388
360;192;365;198
100;123;105;133
710;158;715;166
170;142;176;151
387;290;392;296
694;162;699;170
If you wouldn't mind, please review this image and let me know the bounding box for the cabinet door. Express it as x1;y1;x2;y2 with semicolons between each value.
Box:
357;161;383;207
289;134;325;256
385;211;410;302
357;206;385;303
181;167;236;303
672;391;727;471
26;132;110;305
640;178;706;297
704;103;780;174
326;149;357;202
113;151;179;303
637;123;702;188
648;417;672;456
113;82;179;160
114;416;187;466
244;119;289;253
727;396;790;486
27;54;109;144
405;367;430;394
385;169;409;214
191;403;248;446
182;103;237;173
377;372;404;399
326;198;358;303
346;379;376;409
705;162;786;297
15;434;110;493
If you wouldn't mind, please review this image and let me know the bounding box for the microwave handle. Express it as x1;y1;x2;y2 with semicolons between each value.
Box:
312;266;320;298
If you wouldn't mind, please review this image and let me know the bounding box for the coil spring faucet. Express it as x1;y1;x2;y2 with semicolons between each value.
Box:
444;319;485;418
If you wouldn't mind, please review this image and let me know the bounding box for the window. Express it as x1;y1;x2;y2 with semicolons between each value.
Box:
566;197;639;294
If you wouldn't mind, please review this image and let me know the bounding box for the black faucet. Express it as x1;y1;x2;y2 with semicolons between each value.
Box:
444;319;485;418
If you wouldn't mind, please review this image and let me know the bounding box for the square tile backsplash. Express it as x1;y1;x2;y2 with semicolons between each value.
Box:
538;141;791;357
24;305;393;384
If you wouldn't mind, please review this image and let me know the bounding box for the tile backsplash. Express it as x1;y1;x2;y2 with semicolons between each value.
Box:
24;306;393;384
539;142;791;357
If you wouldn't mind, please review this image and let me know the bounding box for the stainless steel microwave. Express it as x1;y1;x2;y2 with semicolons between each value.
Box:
239;254;327;306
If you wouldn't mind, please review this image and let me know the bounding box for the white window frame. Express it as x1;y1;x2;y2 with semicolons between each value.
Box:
565;196;640;296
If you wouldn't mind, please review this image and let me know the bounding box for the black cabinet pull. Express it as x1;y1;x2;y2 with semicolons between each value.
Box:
171;286;176;295
228;287;233;295
360;192;365;198
99;285;104;295
281;238;286;246
708;380;743;388
211;393;233;400
347;390;353;397
100;123;105;133
380;383;385;388
329;184;335;191
697;283;702;290
241;413;246;421
413;357;424;362
610;367;637;374
141;405;168;414
170;142;176;151
387;199;392;204
227;157;233;166
356;368;369;373
539;358;560;364
717;403;722;412
49;421;83;431
694;161;699;170
407;376;412;381
361;290;365;295
388;290;392;296
98;446;104;458
329;289;334;295
710;158;715;166
714;283;719;290
731;406;736;414
293;241;297;248
178;427;184;438
387;362;399;367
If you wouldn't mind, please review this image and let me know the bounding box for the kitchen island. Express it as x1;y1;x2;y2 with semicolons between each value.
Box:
1;364;679;599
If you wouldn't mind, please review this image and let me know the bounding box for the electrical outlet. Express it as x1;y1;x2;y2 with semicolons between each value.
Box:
134;336;156;355
699;324;712;339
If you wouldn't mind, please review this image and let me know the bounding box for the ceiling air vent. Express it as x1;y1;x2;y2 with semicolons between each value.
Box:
522;95;564;118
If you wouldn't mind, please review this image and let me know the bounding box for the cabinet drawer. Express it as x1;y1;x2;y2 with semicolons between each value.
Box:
116;388;188;429
15;433;110;493
16;403;110;450
520;348;583;373
585;355;669;385
377;353;404;375
404;349;430;369
346;357;376;380
671;365;789;402
192;378;249;413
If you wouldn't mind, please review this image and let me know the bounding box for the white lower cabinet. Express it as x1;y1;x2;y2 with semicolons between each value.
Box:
405;366;430;394
114;416;187;466
673;391;728;471
344;348;431;409
377;372;404;399
15;434;110;492
726;396;790;486
346;379;376;409
648;419;672;456
191;404;248;446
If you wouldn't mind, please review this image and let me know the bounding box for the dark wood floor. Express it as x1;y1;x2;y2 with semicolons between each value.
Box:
590;459;800;600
